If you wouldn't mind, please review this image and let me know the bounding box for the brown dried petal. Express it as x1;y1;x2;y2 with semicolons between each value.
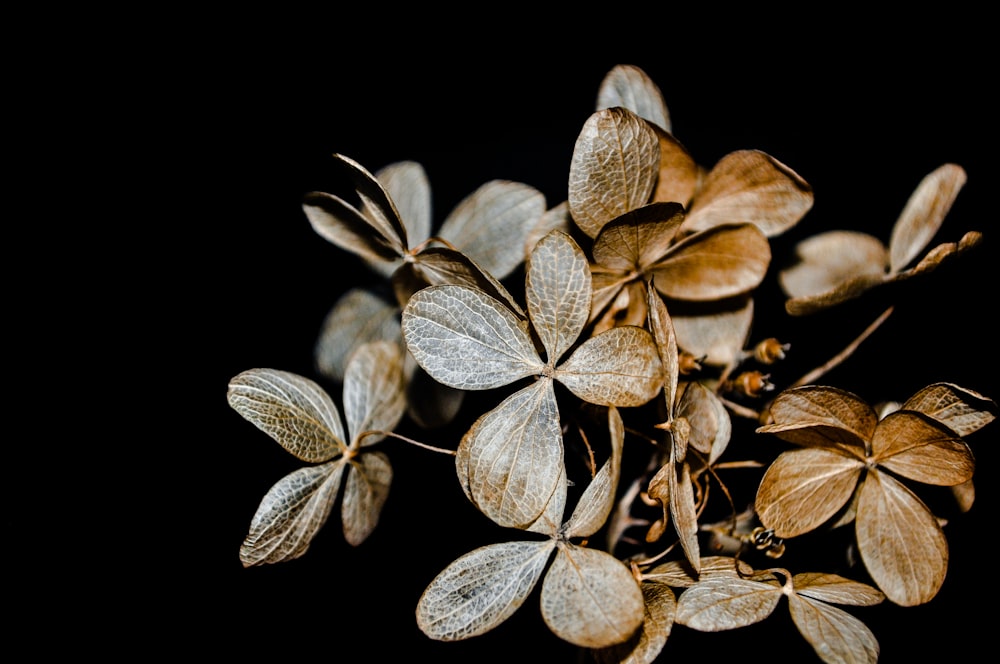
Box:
650;125;701;207
755;447;864;538
906;388;993;427
787;593;880;664
568;107;660;238
677;381;732;463
239;461;344;567
556;326;663;407
591;202;686;272
439;179;546;279
596;64;671;133
541;546;645;648
671;296;753;368
314;288;402;384
592;581;676;664
342;451;392;545
675;576;781;631
650;223;771;301
682;149;814;237
463;380;564;529
645;556;754;588
779;230;888;300
870;411;974;486
855;471;948;606
527;230;591;364
416;540;554;641
792;573;885;606
760;386;878;450
228;368;346;462
888;163;966;273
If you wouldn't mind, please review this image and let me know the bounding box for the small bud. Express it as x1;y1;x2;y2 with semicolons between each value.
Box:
678;352;704;374
725;371;775;398
753;337;790;364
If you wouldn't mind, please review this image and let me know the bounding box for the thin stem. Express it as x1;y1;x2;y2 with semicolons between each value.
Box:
789;306;894;389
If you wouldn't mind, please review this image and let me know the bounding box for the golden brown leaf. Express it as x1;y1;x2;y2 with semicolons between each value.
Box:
591;581;676;664
568;107;660;238
681;149;814;238
755;447;864;538
855;471;948;606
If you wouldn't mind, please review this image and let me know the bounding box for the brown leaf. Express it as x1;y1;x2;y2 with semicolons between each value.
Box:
568;107;660;238
669;450;701;572
758;386;877;453
649;223;771;301
755;447;864;538
870;411;974;486
682;149;814;238
670;296;754;368
855;470;948;606
596;64;671;133
592;581;676;664
779;230;889;300
541;546;645;648
792;572;885;607
888;163;966;272
438;179;546;279
675;576;781;631
644;556;754;588
342;451;392;545
650;125;701;207
902;381;998;437
787;592;880;664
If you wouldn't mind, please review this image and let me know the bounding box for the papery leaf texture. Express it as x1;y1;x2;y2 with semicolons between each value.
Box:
228;368;346;463
459;379;564;529
902;382;998;436
792;573;886;607
675;576;781;631
438;179;546;279
239;461;345;567
568;107;660;239
855;470;948;606
758;385;877;453
596;63;671;132
314;287;402;384
341;450;392;546
670;296;753;368
563;406;624;539
591;581;676;664
555;326;663;407
540;545;645;648
526;229;591;365
648;222;771;301
787;592;880;664
779;230;889;300
869;411;973;486
343;339;406;448
415;540;554;641
644;556;754;588
755;447;864;538
888;163;966;273
680;149;814;238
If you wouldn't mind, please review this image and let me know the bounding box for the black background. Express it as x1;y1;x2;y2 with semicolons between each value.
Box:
52;16;996;663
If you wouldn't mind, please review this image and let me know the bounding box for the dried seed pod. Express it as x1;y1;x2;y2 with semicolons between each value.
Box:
753;337;790;364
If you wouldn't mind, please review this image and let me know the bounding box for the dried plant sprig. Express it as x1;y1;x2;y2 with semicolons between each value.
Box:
224;62;994;663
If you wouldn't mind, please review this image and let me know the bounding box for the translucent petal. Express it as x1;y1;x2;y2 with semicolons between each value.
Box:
415;540;554;641
402;284;541;390
228;368;345;462
341;451;392;546
596;64;671;133
541;546;644;648
526;230;591;363
568;107;660;238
